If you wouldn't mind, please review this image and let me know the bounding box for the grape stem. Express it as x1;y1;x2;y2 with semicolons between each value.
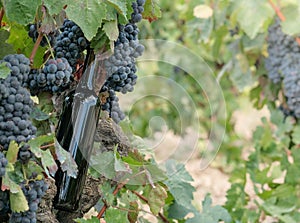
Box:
130;190;170;223
29;32;43;64
0;8;4;28
268;0;285;21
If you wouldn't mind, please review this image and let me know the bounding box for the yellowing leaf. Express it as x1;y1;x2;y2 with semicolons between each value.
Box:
193;5;213;19
10;190;29;213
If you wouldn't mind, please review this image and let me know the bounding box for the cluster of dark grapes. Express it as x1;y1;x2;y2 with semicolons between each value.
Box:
54;19;89;71
28;58;73;95
0;152;8;177
100;87;125;123
28;23;59;47
265;19;300;118
265;19;300;84
9;179;48;223
130;0;145;23
100;0;145;123
0;55;37;150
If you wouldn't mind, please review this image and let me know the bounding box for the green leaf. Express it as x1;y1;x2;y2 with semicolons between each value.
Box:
44;0;65;15
103;20;119;50
106;0;129;19
74;216;100;223
143;0;161;22
30;107;50;121
90;150;115;179
41;149;58;177
164;160;195;210
10;190;29;212
127;201;139;223
230;54;253;91
292;126;300;145
54;138;78;178
231;0;274;39
7;23;44;67
105;207;130;223
28;134;54;158
3;0;41;25
65;0;107;41
147;184;167;215
6;141;19;164
168;201;191;220
0;62;11;79
99;181;115;206
0;30;15;59
187;194;232;223
2;172;21;193
281;3;300;36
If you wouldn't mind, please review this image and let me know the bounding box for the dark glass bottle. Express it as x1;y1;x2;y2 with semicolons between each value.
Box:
54;50;106;212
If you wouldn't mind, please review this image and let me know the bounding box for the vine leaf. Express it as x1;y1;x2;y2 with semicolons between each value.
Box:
281;3;300;35
231;0;274;39
3;0;41;25
186;194;232;223
106;0;129;20
104;207;130;223
90;150;115;179
44;0;66;15
127;201;138;223
54;138;78;178
65;0;107;41
6;141;19;164
292;126;300;145
103;19;119;50
147;184;167;215
164;160;195;210
28;135;58;177
0;62;11;79
143;0;161;22
10;190;29;213
0;30;15;60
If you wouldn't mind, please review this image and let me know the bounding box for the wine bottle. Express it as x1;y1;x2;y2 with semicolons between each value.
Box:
54;49;106;212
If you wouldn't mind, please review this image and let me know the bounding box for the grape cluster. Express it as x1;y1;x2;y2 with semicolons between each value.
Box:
0;73;36;150
1;54;31;87
265;19;300;83
0;151;8;177
100;88;125;123
28;58;73;95
9;179;48;223
265;19;300;117
54;19;89;71
28;23;59;47
130;0;145;23
100;2;145;123
18;144;32;164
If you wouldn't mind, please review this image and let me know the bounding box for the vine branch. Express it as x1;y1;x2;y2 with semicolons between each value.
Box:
130;190;170;223
96;179;129;219
29;31;43;64
0;8;4;28
268;0;285;21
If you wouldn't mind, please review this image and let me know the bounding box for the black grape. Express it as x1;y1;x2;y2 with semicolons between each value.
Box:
9;179;48;223
54;19;89;71
0;151;8;177
28;23;59;47
130;0;145;23
28;57;73;95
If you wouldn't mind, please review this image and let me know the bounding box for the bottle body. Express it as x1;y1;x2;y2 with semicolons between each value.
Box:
54;50;105;212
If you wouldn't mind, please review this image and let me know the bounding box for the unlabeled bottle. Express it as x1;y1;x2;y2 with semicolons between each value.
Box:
54;50;106;212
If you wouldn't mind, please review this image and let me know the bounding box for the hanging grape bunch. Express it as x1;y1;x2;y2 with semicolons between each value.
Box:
101;0;146;123
265;18;300;118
